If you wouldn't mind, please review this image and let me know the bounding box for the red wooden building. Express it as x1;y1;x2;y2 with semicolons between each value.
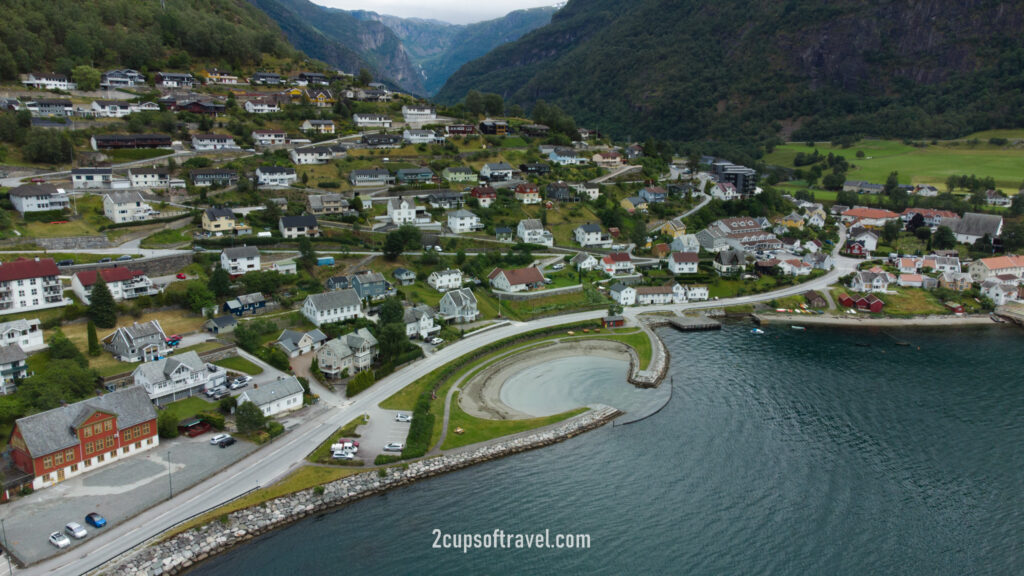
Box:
855;294;884;313
838;293;855;307
9;387;158;491
602;316;625;328
944;301;964;315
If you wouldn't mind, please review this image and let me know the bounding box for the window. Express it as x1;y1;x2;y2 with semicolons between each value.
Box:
65;449;73;462
43;456;52;469
110;450;116;458
135;442;141;449
122;447;129;455
97;454;104;463
71;464;78;472
83;427;92;439
104;420;112;431
85;441;93;455
93;423;102;435
106;437;114;448
42;473;51;482
147;438;153;445
122;431;130;442
142;423;151;435
84;459;92;468
55;452;63;466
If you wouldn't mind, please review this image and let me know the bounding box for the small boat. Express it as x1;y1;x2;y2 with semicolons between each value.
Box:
751;328;765;335
791;326;806;331
990;313;1005;323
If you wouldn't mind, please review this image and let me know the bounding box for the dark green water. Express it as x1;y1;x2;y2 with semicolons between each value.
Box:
188;325;1024;575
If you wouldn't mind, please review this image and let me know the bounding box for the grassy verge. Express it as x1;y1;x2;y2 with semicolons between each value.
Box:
306;416;365;464
163;396;218;423
213;356;264;375
140;227;193;248
442;391;587;450
569;330;652;369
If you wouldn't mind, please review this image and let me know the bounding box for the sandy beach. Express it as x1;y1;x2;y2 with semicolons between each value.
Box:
755;313;1005;327
458;339;634;420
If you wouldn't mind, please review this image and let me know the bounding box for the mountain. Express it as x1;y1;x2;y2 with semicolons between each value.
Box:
248;0;423;94
0;0;305;82
352;8;556;95
436;0;1024;149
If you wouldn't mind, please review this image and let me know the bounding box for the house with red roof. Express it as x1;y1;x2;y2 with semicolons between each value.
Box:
0;258;66;314
668;252;700;274
470;185;497;208
71;268;159;304
602;252;635;275
488;267;545;292
840;207;900;228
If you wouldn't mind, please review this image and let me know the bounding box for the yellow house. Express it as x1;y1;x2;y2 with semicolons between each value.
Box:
779;211;805;229
304;88;334;108
285;87;304;100
620;196;648;213
203;207;235;234
657;219;686;238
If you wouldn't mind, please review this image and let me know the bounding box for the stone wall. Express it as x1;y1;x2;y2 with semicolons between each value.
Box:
96;406;622;576
63;253;194;277
36;236;112;250
492;283;582;301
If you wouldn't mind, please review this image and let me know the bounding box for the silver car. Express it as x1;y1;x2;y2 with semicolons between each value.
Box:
49;531;71;548
65;521;88;539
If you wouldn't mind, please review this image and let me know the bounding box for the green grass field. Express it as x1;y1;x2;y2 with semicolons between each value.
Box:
163;396;218;423
442;391;587;450
140;227;193;248
766;139;1024;190
213;356;264;375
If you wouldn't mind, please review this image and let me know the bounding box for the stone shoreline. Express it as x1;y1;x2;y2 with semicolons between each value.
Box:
753;313;1003;328
95;406;622;576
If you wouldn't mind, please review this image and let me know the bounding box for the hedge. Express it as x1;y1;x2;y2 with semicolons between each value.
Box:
23;209;66;222
316;181;340;188
346;370;375;397
374;454;402;466
198;411;225;430
401;394;434;459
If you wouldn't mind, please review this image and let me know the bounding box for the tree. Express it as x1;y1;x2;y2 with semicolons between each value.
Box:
379;297;404;325
946;174;958;193
235;401;267;433
19;359;96;411
71;65;101;91
1010;193;1024;216
836;189;858;207
209;266;232;298
915;226;932;242
87;277;117;328
87;321;101;357
357;68;373;86
377;323;407;363
905;213;926;232
455;250;467;266
933;226;957;249
48;329;86;368
298;236;316;267
883;171;900;196
383;231;405;260
186;281;216;315
464;90;485;116
882;219;901;245
23;130;72;163
158;411;180;438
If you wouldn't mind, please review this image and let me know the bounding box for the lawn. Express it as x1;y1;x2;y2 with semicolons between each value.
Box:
213;356;264;375
877;288;950;316
89;335;221;378
15;194;108;238
707;276;780;299
140;228;193;248
163;396;218;423
765;139;1024;190
441;391;587;450
575;329;653;369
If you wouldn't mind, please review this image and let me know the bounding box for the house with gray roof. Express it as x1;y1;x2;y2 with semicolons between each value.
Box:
0;317;45;352
10;387;158;491
275;328;328;358
102;320;169;362
204;316;238;335
941;213;1003;245
223;292;267;316
393;268;416;286
302;289;363;327
0;344;28;395
221;245;261;276
404;305;440;339
8;184;71;215
237;376;305;418
439;288;478;323
351;270;393;301
131;351;227;404
315;328;379;377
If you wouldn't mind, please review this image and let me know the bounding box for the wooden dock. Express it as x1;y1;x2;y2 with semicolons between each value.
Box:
645;315;721;332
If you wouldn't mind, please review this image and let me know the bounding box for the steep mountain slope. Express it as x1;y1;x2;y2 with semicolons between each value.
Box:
0;0;304;82
249;0;423;93
437;0;1024;145
353;8;556;94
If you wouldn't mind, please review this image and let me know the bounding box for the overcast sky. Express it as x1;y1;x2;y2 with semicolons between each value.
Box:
311;0;560;25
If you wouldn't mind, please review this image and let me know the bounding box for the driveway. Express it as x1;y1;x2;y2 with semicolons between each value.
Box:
2;433;258;566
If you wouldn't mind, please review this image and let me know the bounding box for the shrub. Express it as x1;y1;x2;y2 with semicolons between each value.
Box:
313;485;325;495
198;411;225;430
157;411;179;439
374;454;402;466
219;396;237;413
377;468;387;478
267;421;285;438
346;370;375;397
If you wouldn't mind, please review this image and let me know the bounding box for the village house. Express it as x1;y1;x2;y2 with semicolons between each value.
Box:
325;276;349;291
428;269;463;292
103;191;154;224
72;167;113;190
713;250;746;276
8;184;70;215
710;182;741;201
850;268;896;292
514;183;541;204
635;283;687;305
24;98;72;118
841;207;900;228
602;252;635;275
0;318;44;353
671;234;701;253
445;124;476;136
191;134;239;151
316;329;379;377
290;146;338;165
102;320;169;363
803;253;834;271
968;254;1024;282
221;246;261;276
639;186;668;204
404;305;440;340
243;97;280;114
361;133;403;148
276;328;328;358
132;351;227;405
427;190;465;210
448;209;483;234
350;168;393;187
779;212;805;229
939;271;973;291
253;129;287;146
668;252;700;274
941;213;1003;245
0;258;66;314
574;223;612;248
843;180;884;194
657;219;687;239
403;129;443;144
301;119;336;134
71;269;159;304
984;189;1012;207
10;387;158;491
256;166;298;187
392;268;416;286
846;227;879;255
302;289;363;327
489;267;545;292
127;166;169;189
593;150;623;168
804;290;828;308
238;377;305;418
395;167;434;185
250;72;282;85
571;252;599;271
0;344;29;394
518;219;554;247
190;168;238;187
495;226;515;243
610;283;636;306
980;279;1021;306
779;259;812;276
353;113;392;128
402;106;436;124
439;288;478;323
387;197;420;225
481;162;514;182
306;194;348;216
351;270;394;301
223;292;267;316
549;147;587;166
22;72;75;90
901;208;959;228
101;69;145;88
443;167;478;184
620;196;648;213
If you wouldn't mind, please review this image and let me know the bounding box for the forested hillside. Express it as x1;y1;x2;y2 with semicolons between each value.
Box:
437;0;1024;154
0;0;304;81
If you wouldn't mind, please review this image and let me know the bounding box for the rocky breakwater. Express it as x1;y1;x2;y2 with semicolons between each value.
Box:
98;406;622;576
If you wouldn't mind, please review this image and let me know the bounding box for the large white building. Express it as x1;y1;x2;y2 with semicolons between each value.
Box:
0;318;45;353
439;288;478;323
191;134;240;151
256;166;297;187
668;252;700;274
237;376;305;418
427;269;463;292
316;329;379;377
221;246;261;276
128;167;170;189
132;351;228;405
0;258;67;314
573;223;611;248
302;289;363;327
103;191;154;224
22;73;75;90
72;168;112;190
517;219;554;247
71;268;159;304
447;209;482;233
401;106;436;124
353;113;392;128
8;184;70;215
387;197;419;225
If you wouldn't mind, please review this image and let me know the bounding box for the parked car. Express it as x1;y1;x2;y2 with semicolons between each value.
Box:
337;438;359;447
85;513;106;528
218;437;236;448
395;413;412;423
332;450;355;460
57;259;75;266
65;522;88;539
552;263;565;270
176;273;187;279
383;442;405;452
49;531;71;548
210;433;232;445
98;257;111;263
115;255;132;261
429;337;444;346
165;335;182;346
229;377;250;390
205;386;226;398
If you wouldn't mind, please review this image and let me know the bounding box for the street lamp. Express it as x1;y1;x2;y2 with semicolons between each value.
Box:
167;450;173;499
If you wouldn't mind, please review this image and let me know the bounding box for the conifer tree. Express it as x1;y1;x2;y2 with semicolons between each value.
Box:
88;277;117;328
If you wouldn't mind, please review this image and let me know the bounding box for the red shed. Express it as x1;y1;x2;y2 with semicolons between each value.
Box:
838;293;855;307
602;315;625;328
944;301;964;315
855;294;884;313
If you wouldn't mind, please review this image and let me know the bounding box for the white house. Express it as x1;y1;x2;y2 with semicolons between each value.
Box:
570;252;599;271
0;318;45;353
602;252;635;275
252;130;287;146
404;305;440;340
316;329;378;376
350;168;393;187
710;182;740;201
668;252;699;274
548;147;587;166
0;258;67;314
8;184;70;215
103;192;154;224
980;279;1021;306
191;134;240;151
22;73;75;90
278;215;319;239
480;163;514;182
517;219;554;247
574;223;612;248
635;283;687;305
439;288;478;323
402;106;436;124
243;98;280;114
132;351;228;405
256;166;297;187
488;267;544;292
221;246;261;276
609;283;636;306
387;197;418;225
275;328;328;358
301;119;336;134
71;268;159;304
72;168;112;190
237;376;305;418
850;269;895;292
428;269;463;292
290;146;336;165
447;209;482;233
302;289;363;327
128;167;169;189
685;285;709;301
403;129;443;144
90;100;133;118
353;113;392;128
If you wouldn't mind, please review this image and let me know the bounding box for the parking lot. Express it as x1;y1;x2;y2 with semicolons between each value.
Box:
2;432;258;565
348;407;412;463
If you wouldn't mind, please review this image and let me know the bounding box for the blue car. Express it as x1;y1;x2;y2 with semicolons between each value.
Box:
85;513;106;528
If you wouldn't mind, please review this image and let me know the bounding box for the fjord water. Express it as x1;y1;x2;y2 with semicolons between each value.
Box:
188;325;1024;575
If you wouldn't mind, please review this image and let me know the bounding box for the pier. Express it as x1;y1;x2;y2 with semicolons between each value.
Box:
644;315;722;332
